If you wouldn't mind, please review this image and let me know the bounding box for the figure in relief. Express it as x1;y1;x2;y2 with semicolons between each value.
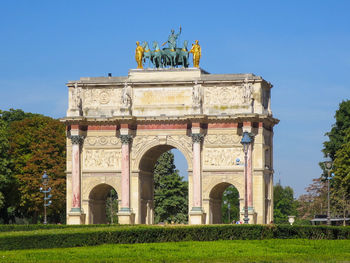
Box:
243;75;253;105
189;40;201;68
192;81;202;107
135;41;144;69
121;82;132;109
72;82;82;111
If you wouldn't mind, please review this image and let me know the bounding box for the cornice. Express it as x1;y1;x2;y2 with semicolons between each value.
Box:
60;114;279;126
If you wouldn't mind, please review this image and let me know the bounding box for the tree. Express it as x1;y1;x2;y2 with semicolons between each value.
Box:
221;185;240;223
106;189;118;224
273;183;297;224
332;131;350;223
297;178;327;219
0;109;40;223
8;116;66;223
153;151;188;224
322;100;350;219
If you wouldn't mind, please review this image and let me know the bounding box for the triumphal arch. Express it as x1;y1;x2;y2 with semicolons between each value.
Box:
62;33;278;225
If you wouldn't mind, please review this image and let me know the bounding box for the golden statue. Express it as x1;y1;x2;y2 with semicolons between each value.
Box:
135;41;144;69
189;40;201;68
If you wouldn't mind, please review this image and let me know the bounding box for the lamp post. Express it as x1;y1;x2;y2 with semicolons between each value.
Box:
323;155;333;226
40;171;52;224
288;215;295;225
241;131;252;224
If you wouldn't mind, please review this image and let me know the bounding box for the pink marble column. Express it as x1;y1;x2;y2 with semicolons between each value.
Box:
120;135;132;211
191;133;203;210
71;135;83;211
247;144;253;208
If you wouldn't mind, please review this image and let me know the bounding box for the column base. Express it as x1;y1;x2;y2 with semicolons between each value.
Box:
67;210;86;225
240;208;257;224
117;210;135;225
189;208;206;225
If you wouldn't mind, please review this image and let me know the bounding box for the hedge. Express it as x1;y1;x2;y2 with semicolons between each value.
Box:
0;224;349;250
0;224;124;232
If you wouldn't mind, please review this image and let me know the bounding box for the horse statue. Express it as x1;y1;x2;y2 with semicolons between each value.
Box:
162;47;177;68
177;40;189;68
152;41;163;68
142;41;152;67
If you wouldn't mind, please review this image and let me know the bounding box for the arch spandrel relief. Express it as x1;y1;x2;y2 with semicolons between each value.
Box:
131;135;193;171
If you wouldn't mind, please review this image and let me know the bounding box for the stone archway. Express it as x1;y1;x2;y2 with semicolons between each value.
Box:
64;68;278;225
209;182;240;224
136;144;190;224
88;183;119;224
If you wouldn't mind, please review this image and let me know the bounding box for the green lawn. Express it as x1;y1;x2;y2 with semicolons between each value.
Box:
0;239;349;263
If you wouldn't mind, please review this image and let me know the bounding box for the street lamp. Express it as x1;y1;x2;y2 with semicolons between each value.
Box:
241;131;252;224
323;155;333;226
40;171;52;224
288;215;295;225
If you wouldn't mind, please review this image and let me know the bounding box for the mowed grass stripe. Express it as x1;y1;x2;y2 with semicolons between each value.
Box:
0;239;350;263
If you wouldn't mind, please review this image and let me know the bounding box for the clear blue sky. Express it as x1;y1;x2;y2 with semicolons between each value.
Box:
0;0;349;196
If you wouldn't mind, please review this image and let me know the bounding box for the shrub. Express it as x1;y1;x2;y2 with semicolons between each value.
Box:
0;224;348;250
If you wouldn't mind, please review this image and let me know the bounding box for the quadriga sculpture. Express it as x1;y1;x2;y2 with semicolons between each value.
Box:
136;28;194;69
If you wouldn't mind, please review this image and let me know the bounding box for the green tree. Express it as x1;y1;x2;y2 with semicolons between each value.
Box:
221;185;240;223
274;183;297;224
106;189;118;224
153;151;188;224
323;100;350;159
322;100;350;219
8;116;66;223
332;131;350;222
0;109;40;223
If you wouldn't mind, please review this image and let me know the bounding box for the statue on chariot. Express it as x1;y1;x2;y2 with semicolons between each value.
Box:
135;27;201;69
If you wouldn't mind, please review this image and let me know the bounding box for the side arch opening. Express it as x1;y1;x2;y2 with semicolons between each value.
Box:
209;182;240;224
88;183;119;224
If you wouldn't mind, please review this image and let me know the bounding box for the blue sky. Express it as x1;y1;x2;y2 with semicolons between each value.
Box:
0;0;349;196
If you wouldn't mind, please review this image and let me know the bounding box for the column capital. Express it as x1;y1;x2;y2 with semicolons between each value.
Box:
120;134;133;145
71;135;84;145
191;133;204;143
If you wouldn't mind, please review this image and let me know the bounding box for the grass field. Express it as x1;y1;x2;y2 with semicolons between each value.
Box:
0;239;349;263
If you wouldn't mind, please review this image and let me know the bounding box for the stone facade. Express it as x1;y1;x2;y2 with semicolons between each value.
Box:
62;68;278;225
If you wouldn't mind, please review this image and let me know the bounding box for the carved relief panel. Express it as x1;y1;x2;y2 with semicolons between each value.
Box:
83;149;121;170
203;147;244;168
204;86;246;106
203;82;255;114
83;136;121;171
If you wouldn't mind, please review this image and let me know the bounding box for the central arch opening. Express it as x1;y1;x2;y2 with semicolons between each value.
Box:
139;145;189;224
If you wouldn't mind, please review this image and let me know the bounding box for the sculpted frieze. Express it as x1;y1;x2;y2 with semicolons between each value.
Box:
203;147;243;167
83;88;121;108
83;149;121;170
204;134;241;146
204;86;243;106
85;136;121;147
204;85;254;106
